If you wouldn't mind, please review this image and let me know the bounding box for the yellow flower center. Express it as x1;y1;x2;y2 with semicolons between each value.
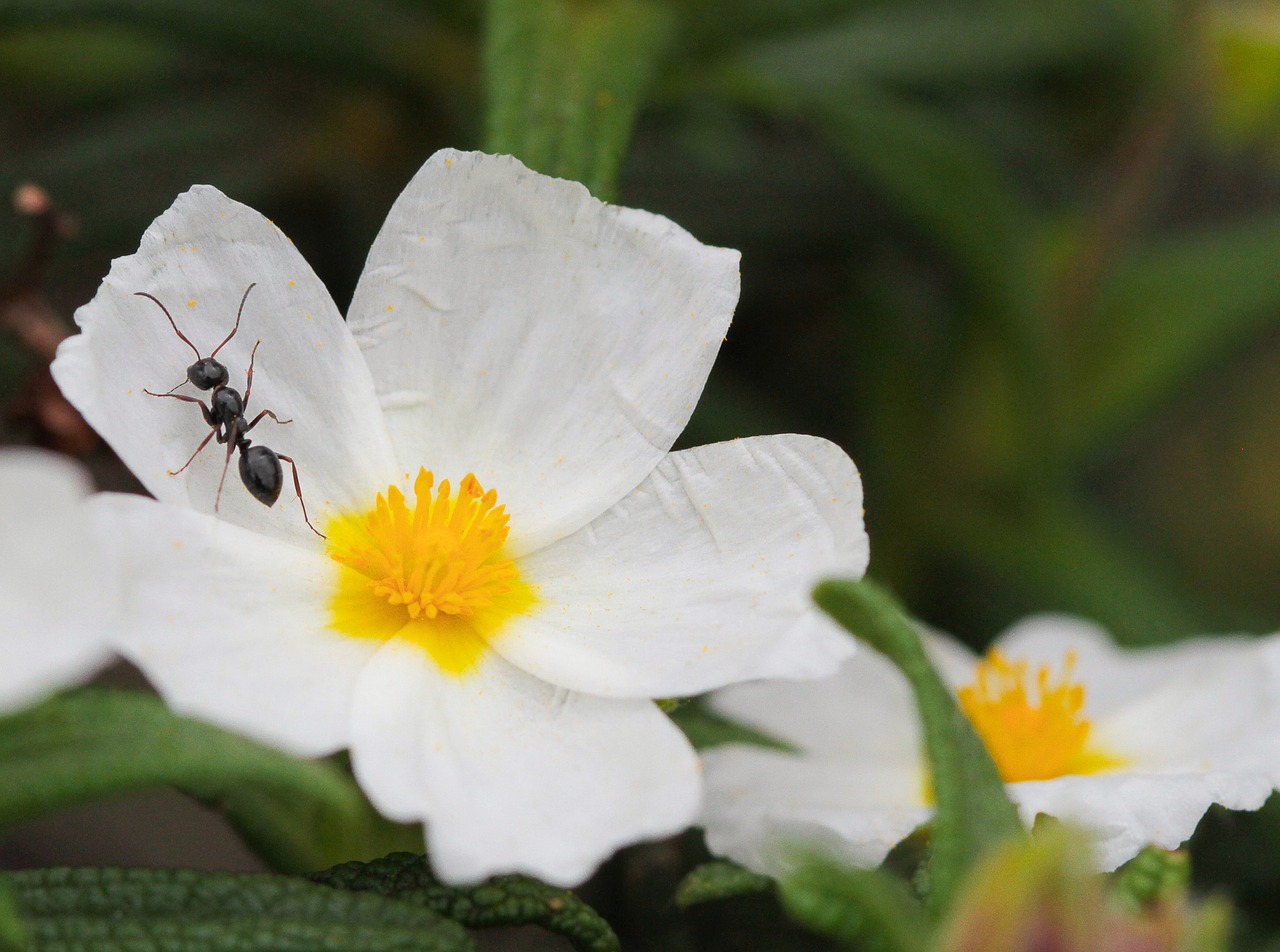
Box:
324;468;535;675
956;650;1124;783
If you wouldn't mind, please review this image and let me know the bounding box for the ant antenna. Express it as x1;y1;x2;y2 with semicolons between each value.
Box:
135;291;200;361
211;282;256;358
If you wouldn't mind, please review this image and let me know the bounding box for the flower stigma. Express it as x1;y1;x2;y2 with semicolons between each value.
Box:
957;650;1124;783
325;468;535;675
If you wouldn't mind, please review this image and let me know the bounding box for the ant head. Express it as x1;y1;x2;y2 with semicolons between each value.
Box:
187;357;229;391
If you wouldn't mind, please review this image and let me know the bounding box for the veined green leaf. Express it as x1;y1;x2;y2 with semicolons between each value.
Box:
311;852;618;952
675;860;773;908
812;579;1023;914
483;0;674;199
2;867;472;952
0;689;417;873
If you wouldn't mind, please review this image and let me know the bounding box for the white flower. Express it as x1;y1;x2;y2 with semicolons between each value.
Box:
50;150;869;885
0;448;115;709
701;615;1280;875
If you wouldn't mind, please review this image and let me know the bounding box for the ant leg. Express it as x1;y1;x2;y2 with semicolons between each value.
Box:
169;428;216;476
242;339;262;409
277;454;325;539
144;390;215;427
210;283;256;358
242;408;292;434
215;420;239;512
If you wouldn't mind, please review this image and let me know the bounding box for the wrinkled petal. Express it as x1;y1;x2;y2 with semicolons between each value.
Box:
93;492;379;756
53;185;397;547
346;150;741;553
701;746;929;877
1010;771;1273;870
0;450;114;709
491;435;867;698
349;638;700;886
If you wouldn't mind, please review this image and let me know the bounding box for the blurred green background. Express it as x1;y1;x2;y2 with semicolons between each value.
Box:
7;0;1280;649
4;0;1280;944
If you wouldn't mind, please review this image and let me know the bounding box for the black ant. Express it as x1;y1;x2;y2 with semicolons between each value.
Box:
137;283;324;538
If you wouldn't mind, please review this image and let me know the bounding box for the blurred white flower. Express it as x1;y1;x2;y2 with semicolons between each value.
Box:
0;448;115;709
51;149;869;886
702;615;1280;875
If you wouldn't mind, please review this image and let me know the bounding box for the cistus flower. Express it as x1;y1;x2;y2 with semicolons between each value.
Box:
701;615;1280;875
51;150;869;885
0;449;115;709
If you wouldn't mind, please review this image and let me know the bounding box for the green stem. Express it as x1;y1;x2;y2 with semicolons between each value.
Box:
483;0;674;199
813;579;1023;915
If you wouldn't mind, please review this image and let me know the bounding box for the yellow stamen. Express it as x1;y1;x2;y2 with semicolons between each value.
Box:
325;468;535;675
957;650;1124;783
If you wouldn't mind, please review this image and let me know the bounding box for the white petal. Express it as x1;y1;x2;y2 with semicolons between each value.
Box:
710;647;920;762
346;149;741;552
0;450;114;709
92;492;379;756
349;639;700;886
1010;770;1273;870
492;435;867;698
53;185;397;547
701;746;929;876
1093;637;1280;778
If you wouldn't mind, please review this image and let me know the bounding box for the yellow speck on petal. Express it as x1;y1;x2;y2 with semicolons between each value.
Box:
187;300;197;308
446;158;453;167
325;468;535;676
386;305;394;311
289;280;296;287
957;650;1125;783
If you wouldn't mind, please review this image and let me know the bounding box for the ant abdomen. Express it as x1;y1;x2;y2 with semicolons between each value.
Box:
240;445;283;507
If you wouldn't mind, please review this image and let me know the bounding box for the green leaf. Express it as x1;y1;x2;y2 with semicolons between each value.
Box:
667;699;796;752
674;860;774;908
311;852;619;952
0;689;417;873
0;0;433;93
483;0;674;200
1068;213;1280;459
778;852;928;952
812;578;1023;914
2;867;473;952
721;0;1155;90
